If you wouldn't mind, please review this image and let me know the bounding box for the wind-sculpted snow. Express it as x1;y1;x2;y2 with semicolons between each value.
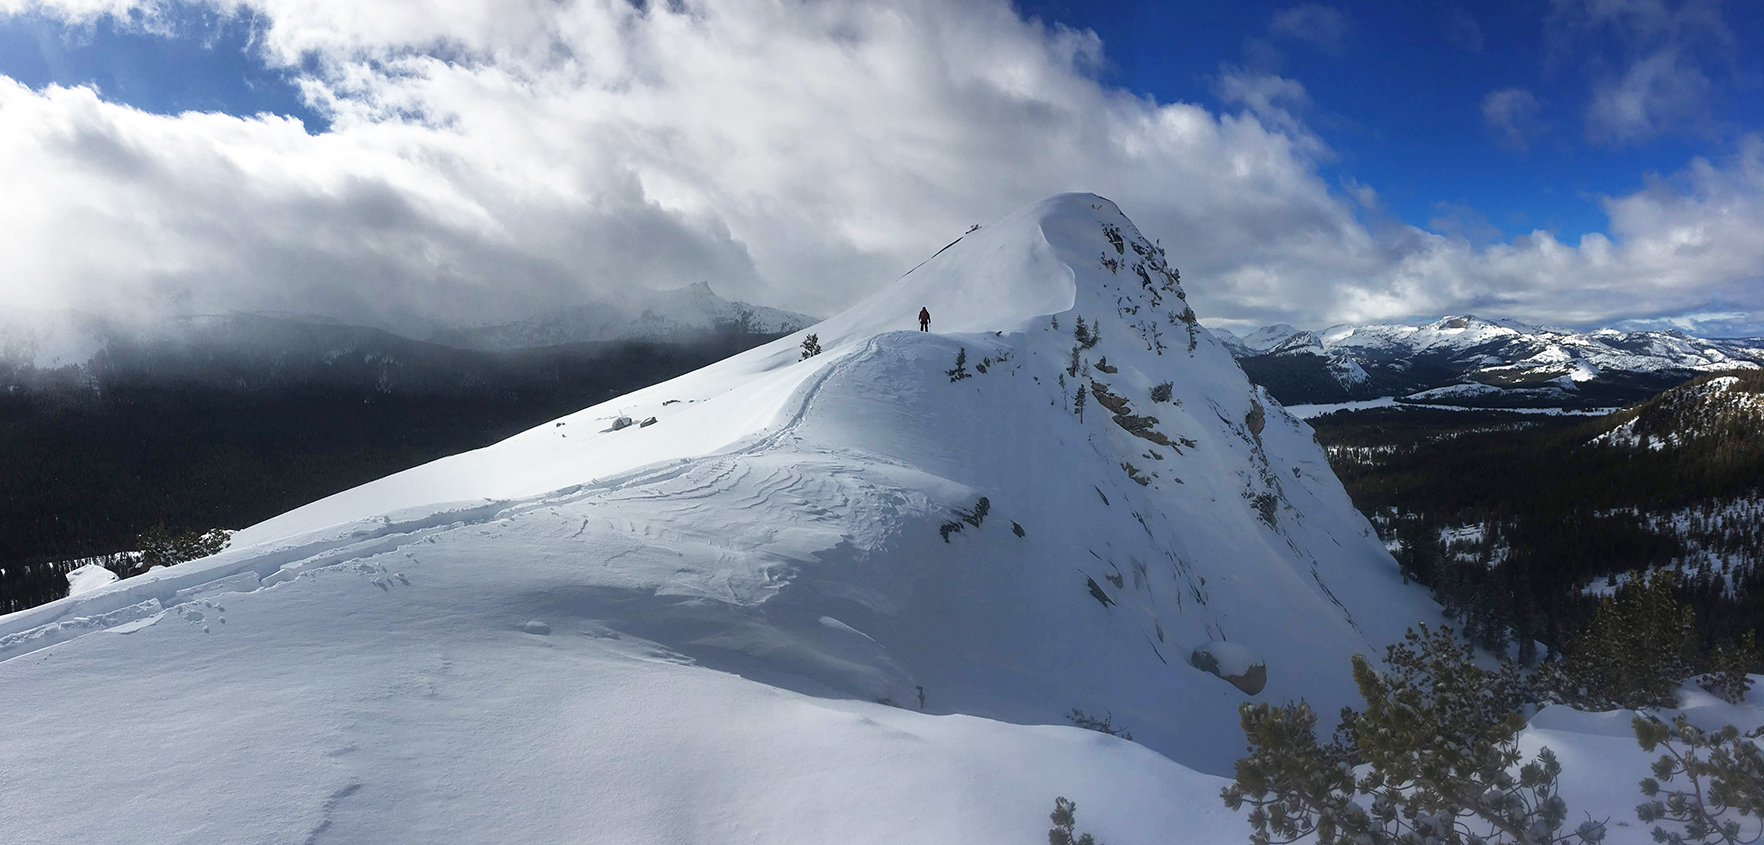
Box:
4;194;1445;842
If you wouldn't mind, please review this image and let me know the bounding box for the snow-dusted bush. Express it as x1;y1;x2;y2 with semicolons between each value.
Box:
938;497;989;542
1150;382;1173;403
134;525;232;574
1536;570;1698;710
1701;631;1757;705
1048;797;1104;845
799;333;821;360
1065;708;1132;740
1223;625;1607;845
958;496;990;527
1250;491;1278;528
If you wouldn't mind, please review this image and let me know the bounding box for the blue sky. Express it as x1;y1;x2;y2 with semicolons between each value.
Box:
0;0;1760;335
1018;0;1764;246
0;4;323;129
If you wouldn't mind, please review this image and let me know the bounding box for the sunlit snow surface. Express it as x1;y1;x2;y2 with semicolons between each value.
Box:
4;195;1745;844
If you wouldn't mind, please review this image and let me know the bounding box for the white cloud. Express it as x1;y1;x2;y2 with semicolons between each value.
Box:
1583;49;1712;143
1211;66;1316;145
1546;0;1737;145
1481;87;1547;151
1267;4;1353;57
0;0;1759;337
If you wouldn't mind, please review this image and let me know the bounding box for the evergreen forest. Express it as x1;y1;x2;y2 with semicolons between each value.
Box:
1310;371;1764;669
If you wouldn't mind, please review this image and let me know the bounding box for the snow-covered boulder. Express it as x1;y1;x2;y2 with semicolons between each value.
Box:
1190;641;1267;695
63;563;118;596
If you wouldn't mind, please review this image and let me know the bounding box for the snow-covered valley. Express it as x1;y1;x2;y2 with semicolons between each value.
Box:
3;195;1757;844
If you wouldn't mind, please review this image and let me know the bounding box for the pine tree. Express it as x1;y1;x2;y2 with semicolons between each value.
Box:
135;525;232;574
1634;717;1764;844
799;333;821;360
946;347;971;382
1048;797;1103;845
1223;625;1608;845
1074;316;1090;347
1074;382;1086;422
1701;631;1757;705
1542;570;1700;710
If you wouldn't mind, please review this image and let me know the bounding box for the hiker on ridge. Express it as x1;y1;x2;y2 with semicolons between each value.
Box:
918;307;930;332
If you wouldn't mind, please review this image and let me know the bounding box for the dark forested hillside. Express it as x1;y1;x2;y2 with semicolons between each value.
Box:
1309;372;1764;663
1;327;785;613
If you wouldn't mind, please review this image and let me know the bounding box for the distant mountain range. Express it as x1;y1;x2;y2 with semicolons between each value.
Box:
1213;315;1764;409
429;281;814;351
0;283;812;395
0;292;803;572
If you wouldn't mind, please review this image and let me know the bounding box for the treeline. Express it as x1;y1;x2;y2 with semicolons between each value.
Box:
1;332;784;612
1311;393;1764;665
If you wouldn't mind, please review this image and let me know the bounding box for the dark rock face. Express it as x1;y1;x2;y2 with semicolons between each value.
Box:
1191;641;1267;695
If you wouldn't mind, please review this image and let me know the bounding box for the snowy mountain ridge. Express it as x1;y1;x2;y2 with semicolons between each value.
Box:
5;195;1714;844
1216;315;1764;408
0;283;809;380
1591;369;1764;451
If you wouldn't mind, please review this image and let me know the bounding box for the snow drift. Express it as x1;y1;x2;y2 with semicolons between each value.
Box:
3;194;1444;843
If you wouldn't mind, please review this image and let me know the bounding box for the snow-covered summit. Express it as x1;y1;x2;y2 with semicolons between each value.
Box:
1215;323;1307;357
1;194;1440;843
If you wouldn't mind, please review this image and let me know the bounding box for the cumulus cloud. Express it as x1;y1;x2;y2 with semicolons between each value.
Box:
0;0;1759;338
1583;50;1714;144
1211;66;1316;144
1481;87;1548;151
1546;0;1738;145
1267;4;1353;57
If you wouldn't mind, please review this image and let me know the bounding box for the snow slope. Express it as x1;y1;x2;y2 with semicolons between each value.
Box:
5;194;1449;842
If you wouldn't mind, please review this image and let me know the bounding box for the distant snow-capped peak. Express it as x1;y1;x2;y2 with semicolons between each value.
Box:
1213;313;1764;408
